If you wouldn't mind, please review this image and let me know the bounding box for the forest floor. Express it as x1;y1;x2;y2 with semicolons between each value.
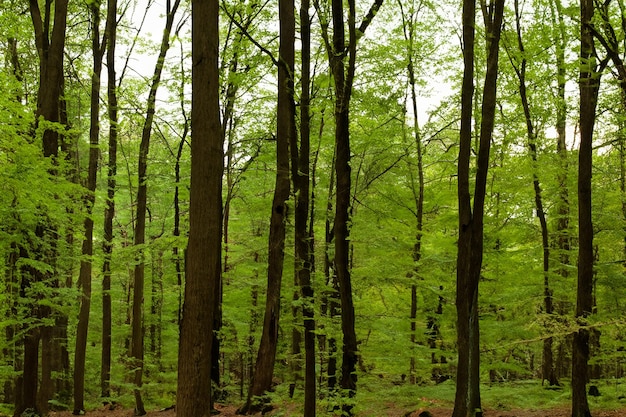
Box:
49;403;626;417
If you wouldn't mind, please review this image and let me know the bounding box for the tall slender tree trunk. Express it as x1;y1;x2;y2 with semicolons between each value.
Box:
241;1;294;412
130;3;180;413
508;0;558;386
176;0;222;413
549;0;571;381
315;0;383;412
323;145;339;396
572;0;600;415
73;3;105;412
297;0;316;413
453;1;504;416
398;0;425;384
101;0;119;400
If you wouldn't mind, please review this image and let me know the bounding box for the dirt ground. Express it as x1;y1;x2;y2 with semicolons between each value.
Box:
48;403;626;417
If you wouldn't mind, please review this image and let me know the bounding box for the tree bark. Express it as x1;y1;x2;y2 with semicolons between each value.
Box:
453;1;504;416
398;0;425;385
101;0;119;400
572;0;600;415
176;0;222;414
73;2;105;412
130;2;180;413
19;0;68;413
314;0;383;412
297;0;316;413
241;0;294;412
508;0;558;387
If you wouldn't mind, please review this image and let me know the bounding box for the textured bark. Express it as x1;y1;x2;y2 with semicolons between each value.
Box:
176;0;222;414
101;0;119;400
453;1;504;416
572;0;599;415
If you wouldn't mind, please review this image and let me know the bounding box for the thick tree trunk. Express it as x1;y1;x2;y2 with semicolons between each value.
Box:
329;0;358;406
176;0;222;414
572;0;599;415
20;0;68;413
452;0;477;413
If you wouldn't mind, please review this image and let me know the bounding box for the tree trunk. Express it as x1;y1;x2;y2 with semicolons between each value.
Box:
550;0;571;383
314;0;383;412
20;0;68;413
453;0;477;412
73;3;105;412
398;0;425;385
130;3;180;413
297;0;316;413
241;1;294;412
509;0;558;386
322;146;338;397
572;0;600;415
453;1;504;416
176;0;222;413
101;0;119;400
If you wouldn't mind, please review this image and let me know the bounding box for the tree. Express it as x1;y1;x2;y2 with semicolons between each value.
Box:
18;0;69;413
101;0;119;400
293;0;316;412
572;0;602;415
504;0;559;386
129;1;180;413
176;0;222;414
549;0;570;384
314;0;384;412
397;0;426;384
241;0;294;412
73;0;106;411
453;0;505;415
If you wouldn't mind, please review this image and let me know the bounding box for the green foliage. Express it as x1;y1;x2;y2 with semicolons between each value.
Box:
3;0;626;413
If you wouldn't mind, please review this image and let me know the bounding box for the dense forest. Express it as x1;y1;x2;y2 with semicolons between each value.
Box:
1;0;626;416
